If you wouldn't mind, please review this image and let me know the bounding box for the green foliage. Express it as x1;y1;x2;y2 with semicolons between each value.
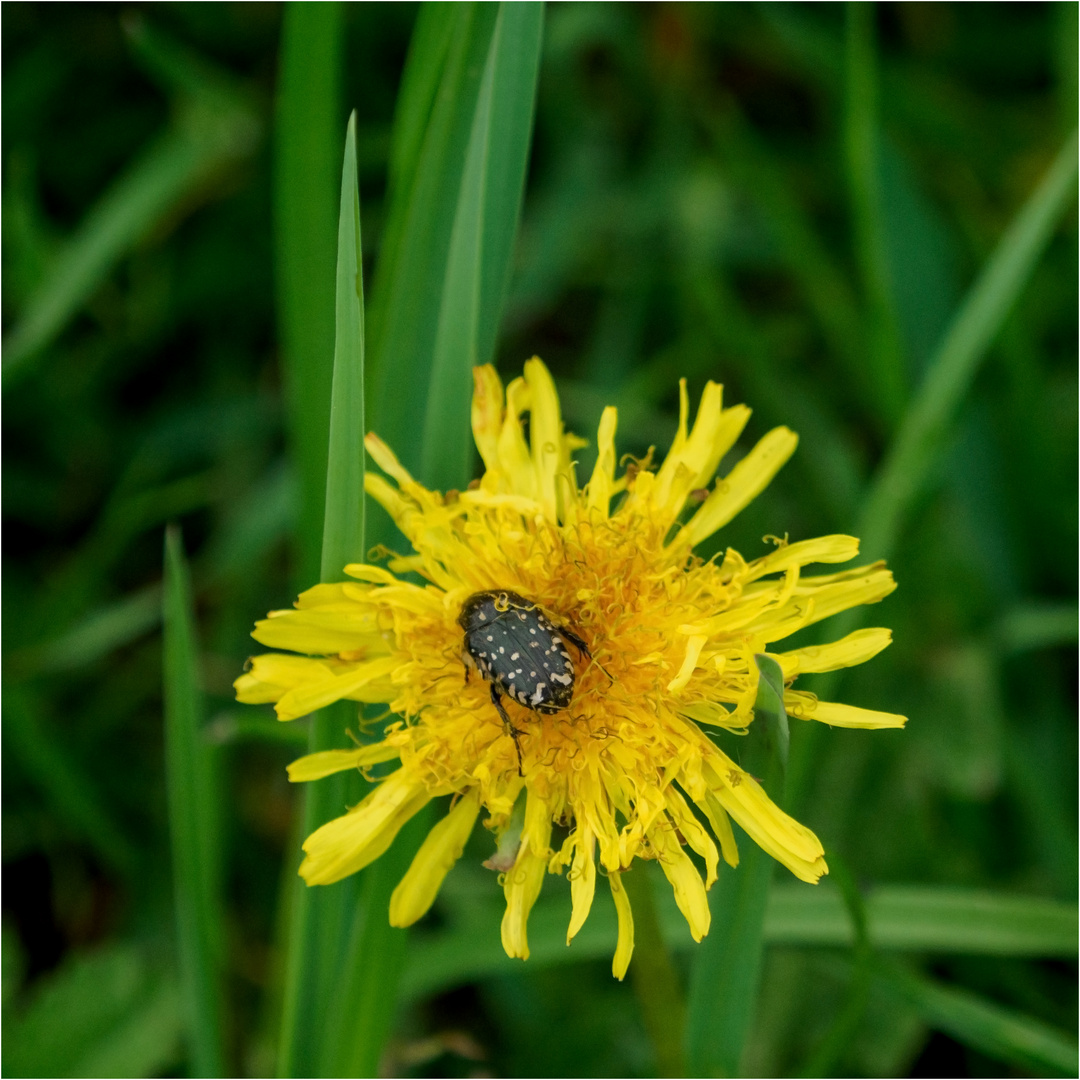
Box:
3;4;1076;1078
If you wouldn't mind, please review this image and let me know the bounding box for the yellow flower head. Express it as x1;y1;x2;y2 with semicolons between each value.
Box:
236;358;905;978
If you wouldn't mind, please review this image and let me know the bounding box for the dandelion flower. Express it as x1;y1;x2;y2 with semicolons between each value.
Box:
235;358;905;978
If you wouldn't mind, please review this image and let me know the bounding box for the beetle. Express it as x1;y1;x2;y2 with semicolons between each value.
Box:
457;589;591;773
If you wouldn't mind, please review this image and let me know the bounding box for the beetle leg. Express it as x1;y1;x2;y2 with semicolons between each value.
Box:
490;682;524;776
461;647;477;685
558;625;614;684
558;625;591;659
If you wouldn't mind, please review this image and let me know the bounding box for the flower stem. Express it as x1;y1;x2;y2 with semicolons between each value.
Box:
621;866;686;1078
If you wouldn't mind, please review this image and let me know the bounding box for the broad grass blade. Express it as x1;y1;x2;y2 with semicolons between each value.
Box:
369;2;543;475
275;0;345;590
420;2;545;491
399;885;1078;1002
163;525;225;1077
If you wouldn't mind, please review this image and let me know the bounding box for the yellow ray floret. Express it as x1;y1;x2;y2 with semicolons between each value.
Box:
235;357;906;978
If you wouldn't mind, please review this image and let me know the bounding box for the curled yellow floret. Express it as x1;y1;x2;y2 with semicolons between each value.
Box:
235;357;905;978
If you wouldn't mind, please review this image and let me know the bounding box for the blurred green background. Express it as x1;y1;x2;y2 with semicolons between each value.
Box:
2;3;1076;1077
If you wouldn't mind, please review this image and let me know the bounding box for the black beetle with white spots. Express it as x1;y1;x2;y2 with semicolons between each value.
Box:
457;589;591;773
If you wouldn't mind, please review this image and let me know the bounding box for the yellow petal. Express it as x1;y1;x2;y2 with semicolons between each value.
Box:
364;431;416;488
234;654;335;705
251;608;382;655
499;375;538;500
500;788;553;960
672;427;798;550
746;535;860;580
785;692;908;729
652;381;751;522
287;743;402;782
704;753;827;883
566;826;596;944
363;473;418;535
390;790;481;927
776;627;893;677
665;787;719;888
299;770;432;885
699;791;740;868
609;871;635;980
524;357;564;522
275;655;399;720
667;634;708;693
294;582;357;608
649;822;711;941
522;783;556;857
471;365;505;475
586;407;618;516
500;848;548;961
744;564;897;639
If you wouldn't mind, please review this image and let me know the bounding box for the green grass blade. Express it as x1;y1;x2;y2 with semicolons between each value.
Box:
386;4;457;197
7;585;161;679
993;601;1079;654
276;109;365;1080
400;884;1078;1001
768;885;1078;957
163;526;225;1078
844;1;905;425
796;857;873;1078
274;0;345;589
684;659;789;1077
420;1;544;491
324;816;430;1078
674;841;773;1078
876;961;1079;1077
3;137;204;384
366;2;499;475
321;114;367;581
858;129;1079;561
